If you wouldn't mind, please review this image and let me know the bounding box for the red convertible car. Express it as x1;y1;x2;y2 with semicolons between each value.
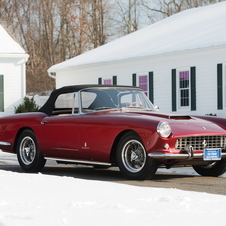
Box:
1;85;226;179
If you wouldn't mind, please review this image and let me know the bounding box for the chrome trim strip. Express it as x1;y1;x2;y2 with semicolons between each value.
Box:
0;141;11;146
49;147;79;151
149;153;192;159
78;90;83;115
148;152;226;160
45;157;112;166
72;92;75;115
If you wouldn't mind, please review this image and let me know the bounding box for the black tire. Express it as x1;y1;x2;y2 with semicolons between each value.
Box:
116;132;158;180
192;159;226;177
16;130;46;172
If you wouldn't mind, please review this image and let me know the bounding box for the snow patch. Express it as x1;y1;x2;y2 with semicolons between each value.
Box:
0;25;25;54
0;169;226;226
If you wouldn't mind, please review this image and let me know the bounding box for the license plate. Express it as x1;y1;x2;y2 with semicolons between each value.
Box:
204;148;221;161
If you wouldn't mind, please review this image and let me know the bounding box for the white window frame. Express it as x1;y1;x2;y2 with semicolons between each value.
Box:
136;72;149;98
177;68;190;110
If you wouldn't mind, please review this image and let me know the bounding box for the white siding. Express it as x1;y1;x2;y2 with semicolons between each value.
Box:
55;46;226;117
0;57;26;116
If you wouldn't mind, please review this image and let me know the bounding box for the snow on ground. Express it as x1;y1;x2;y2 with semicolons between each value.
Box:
0;151;226;226
1;170;226;226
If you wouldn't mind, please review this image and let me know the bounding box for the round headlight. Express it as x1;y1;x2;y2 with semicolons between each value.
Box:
157;121;171;138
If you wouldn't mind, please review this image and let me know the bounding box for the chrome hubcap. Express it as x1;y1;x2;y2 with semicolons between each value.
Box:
122;140;146;173
19;136;36;165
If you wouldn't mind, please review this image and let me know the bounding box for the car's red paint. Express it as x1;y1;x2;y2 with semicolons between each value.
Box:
1;85;226;179
1;110;226;161
0;112;45;152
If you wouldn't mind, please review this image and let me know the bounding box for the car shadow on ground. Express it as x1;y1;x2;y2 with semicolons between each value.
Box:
0;160;196;183
0;151;197;183
2;159;226;195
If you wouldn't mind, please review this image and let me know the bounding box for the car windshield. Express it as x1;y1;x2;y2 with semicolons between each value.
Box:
81;88;155;112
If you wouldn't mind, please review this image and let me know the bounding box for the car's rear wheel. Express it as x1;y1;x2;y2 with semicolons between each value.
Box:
17;130;46;172
116;132;158;180
192;159;226;177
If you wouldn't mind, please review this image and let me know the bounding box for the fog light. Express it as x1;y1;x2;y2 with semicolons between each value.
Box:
164;143;169;149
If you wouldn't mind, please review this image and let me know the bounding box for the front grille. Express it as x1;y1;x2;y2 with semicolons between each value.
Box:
175;135;226;151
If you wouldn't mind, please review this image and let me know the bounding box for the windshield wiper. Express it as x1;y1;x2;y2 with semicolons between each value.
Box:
126;106;154;111
127;106;144;109
94;107;113;111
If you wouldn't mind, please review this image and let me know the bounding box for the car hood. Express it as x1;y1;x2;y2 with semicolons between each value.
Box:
121;110;226;137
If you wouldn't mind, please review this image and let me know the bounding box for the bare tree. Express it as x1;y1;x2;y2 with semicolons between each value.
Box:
0;0;223;92
0;0;112;93
141;0;224;19
114;0;141;35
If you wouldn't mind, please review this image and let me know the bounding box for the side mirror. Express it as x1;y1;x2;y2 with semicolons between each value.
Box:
154;106;159;111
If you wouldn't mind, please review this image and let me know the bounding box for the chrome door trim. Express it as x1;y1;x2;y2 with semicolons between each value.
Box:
45;157;112;166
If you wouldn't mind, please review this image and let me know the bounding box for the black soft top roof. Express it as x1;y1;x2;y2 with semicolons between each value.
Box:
38;85;141;116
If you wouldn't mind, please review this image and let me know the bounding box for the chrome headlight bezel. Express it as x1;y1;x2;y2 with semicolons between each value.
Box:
157;121;171;138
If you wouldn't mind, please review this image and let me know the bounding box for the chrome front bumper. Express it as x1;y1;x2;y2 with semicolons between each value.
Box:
0;141;11;146
149;152;226;160
149;146;226;160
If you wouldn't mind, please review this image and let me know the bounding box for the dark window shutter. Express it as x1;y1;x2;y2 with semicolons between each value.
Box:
172;69;176;112
217;64;223;110
98;77;102;85
113;76;117;85
149;72;154;104
0;75;4;112
132;73;136;86
190;67;196;111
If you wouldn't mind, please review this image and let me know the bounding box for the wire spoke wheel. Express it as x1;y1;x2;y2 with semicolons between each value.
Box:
116;132;159;180
17;130;46;172
122;140;146;173
19;136;36;165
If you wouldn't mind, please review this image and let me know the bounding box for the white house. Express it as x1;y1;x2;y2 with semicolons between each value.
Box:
48;1;226;117
0;23;29;116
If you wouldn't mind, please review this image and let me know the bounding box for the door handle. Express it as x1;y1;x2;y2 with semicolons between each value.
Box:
41;121;49;125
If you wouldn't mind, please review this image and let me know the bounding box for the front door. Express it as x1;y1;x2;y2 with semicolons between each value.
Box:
41;115;81;159
40;91;81;159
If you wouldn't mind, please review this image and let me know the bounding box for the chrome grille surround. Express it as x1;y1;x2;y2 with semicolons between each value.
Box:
175;135;226;151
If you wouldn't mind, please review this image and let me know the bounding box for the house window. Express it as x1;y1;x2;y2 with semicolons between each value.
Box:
104;79;112;85
179;71;189;107
0;75;4;112
98;76;117;85
138;75;148;96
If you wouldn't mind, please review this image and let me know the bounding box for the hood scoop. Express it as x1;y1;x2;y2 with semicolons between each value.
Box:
169;115;191;119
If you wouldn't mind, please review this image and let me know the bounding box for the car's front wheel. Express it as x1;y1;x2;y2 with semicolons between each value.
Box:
17;130;46;172
192;159;226;177
116;132;158;180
